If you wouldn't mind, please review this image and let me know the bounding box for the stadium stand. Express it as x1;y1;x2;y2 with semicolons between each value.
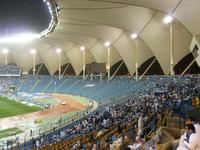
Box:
0;65;21;76
31;76;53;93
0;76;21;93
1;0;200;150
18;76;38;93
0;74;199;150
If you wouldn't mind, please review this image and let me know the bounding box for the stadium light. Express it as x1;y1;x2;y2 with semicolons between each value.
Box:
80;46;86;79
0;33;40;44
131;33;138;39
56;48;62;79
104;41;111;47
56;48;62;53
2;48;9;65
163;15;173;24
30;49;37;76
80;46;85;51
104;41;111;80
47;2;50;6
163;15;174;75
2;48;9;54
0;0;59;43
30;49;37;54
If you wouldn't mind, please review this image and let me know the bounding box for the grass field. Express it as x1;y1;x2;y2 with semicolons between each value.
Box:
0;127;23;139
0;96;41;118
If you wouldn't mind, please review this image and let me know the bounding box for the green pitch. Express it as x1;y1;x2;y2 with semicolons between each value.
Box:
0;96;41;118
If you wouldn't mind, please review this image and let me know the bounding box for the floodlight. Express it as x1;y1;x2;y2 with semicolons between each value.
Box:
2;48;9;54
47;2;50;6
56;48;62;53
163;15;173;24
104;41;111;47
80;46;85;51
0;33;40;43
131;33;138;39
30;49;37;54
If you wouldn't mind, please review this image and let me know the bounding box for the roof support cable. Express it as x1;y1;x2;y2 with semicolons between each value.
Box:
139;57;156;80
110;61;124;81
61;63;70;79
181;58;196;75
36;63;43;76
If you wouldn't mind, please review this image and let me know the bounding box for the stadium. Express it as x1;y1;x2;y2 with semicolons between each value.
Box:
0;0;200;150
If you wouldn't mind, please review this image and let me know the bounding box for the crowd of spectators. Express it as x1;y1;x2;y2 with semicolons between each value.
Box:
0;64;21;76
0;76;21;94
105;75;200;150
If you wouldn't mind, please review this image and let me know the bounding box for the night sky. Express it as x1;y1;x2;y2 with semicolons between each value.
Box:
0;0;51;37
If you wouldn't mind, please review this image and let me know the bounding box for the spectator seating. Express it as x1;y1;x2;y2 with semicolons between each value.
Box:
0;64;21;76
0;75;199;150
18;76;38;92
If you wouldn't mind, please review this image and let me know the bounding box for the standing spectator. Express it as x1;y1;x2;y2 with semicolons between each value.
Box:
137;114;144;136
36;140;40;148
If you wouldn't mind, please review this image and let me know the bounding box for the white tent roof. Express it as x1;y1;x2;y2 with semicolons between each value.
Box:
1;0;200;75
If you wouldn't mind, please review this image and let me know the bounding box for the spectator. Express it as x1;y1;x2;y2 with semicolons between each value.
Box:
138;114;144;136
178;124;200;150
186;116;200;134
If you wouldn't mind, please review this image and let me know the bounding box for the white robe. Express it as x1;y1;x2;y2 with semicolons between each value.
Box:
184;133;200;150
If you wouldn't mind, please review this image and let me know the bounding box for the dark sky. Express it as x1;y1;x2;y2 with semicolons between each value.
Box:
0;0;51;37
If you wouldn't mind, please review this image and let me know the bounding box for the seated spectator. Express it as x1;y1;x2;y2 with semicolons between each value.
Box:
128;135;144;150
186;116;200;134
124;134;131;145
100;139;109;150
110;137;123;150
72;141;82;150
96;129;103;137
177;124;200;150
184;124;200;149
92;143;99;150
177;116;200;150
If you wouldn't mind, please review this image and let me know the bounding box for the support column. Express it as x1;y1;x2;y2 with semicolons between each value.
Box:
135;39;138;81
58;52;61;79
83;50;86;80
33;53;36;76
5;53;8;65
170;22;175;75
30;49;37;76
107;47;110;80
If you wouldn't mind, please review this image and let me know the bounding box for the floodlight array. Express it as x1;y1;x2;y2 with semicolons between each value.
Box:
0;0;60;43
